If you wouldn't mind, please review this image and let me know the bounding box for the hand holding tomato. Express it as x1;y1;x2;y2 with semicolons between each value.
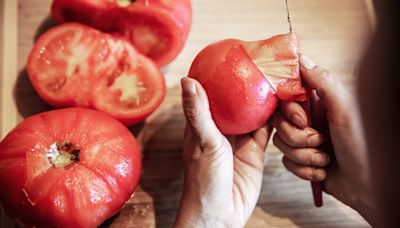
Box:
174;78;272;227
272;56;376;225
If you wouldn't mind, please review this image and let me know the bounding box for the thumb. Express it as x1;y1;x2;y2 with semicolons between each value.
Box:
300;55;351;113
181;77;224;151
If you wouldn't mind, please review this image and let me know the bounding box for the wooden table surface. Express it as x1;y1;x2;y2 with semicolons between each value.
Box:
1;0;374;227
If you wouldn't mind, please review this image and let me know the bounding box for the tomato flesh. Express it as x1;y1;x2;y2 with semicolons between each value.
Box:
0;108;141;227
27;23;165;125
189;33;307;135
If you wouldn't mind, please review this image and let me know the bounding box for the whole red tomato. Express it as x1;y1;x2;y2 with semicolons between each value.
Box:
188;33;307;135
27;23;165;126
0;108;141;227
51;0;192;67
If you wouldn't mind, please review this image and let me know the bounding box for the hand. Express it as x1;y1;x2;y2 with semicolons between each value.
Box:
271;55;376;224
174;77;272;228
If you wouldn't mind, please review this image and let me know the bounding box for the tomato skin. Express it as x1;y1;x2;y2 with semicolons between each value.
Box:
51;0;121;32
244;33;307;102
189;40;279;135
51;0;192;67
0;108;141;228
189;33;306;135
27;23;166;126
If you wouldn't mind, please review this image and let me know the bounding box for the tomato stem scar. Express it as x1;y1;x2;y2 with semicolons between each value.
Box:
47;142;80;168
117;0;135;7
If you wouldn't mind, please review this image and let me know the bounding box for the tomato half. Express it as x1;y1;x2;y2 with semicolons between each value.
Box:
189;33;307;135
119;0;192;67
51;0;121;32
51;0;192;67
27;23;166;125
0;108;141;227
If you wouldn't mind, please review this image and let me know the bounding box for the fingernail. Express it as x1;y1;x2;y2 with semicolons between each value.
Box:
181;77;197;97
291;113;307;129
307;134;324;147
304;128;324;147
304;128;317;136
300;55;316;70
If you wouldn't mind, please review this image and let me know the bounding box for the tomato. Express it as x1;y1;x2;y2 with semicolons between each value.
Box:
27;23;165;126
0;108;141;227
189;33;307;135
51;0;192;67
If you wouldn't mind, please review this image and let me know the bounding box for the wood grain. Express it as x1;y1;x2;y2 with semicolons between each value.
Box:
1;0;18;227
1;0;18;137
1;0;374;227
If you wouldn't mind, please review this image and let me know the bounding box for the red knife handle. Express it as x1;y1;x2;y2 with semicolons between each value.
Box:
302;98;325;207
311;181;323;207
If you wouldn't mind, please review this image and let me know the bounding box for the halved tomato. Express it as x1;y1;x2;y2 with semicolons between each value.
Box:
27;23;165;125
119;0;192;67
189;33;307;135
51;0;121;32
0;108;141;227
51;0;192;67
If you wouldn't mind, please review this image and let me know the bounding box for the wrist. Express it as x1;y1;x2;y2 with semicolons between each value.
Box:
174;192;230;228
347;189;378;226
174;211;227;228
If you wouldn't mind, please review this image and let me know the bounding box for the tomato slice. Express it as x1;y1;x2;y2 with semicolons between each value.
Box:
0;108;141;227
27;23;165;125
119;0;192;67
51;0;192;67
27;23;119;107
91;38;166;125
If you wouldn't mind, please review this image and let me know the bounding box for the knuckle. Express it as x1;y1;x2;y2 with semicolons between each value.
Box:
285;131;304;146
310;151;321;166
323;70;340;88
201;137;226;154
184;106;201;121
321;68;332;78
292;148;309;164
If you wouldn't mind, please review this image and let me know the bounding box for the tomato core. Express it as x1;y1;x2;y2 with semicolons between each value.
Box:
117;0;135;7
46;142;80;168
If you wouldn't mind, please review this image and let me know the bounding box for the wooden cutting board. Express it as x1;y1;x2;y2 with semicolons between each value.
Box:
1;0;375;227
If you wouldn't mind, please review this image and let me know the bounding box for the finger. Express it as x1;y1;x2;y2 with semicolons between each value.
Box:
181;77;224;151
252;124;273;151
282;156;327;181
279;101;308;129
271;111;324;148
309;90;330;134
273;133;330;167
300;55;351;115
